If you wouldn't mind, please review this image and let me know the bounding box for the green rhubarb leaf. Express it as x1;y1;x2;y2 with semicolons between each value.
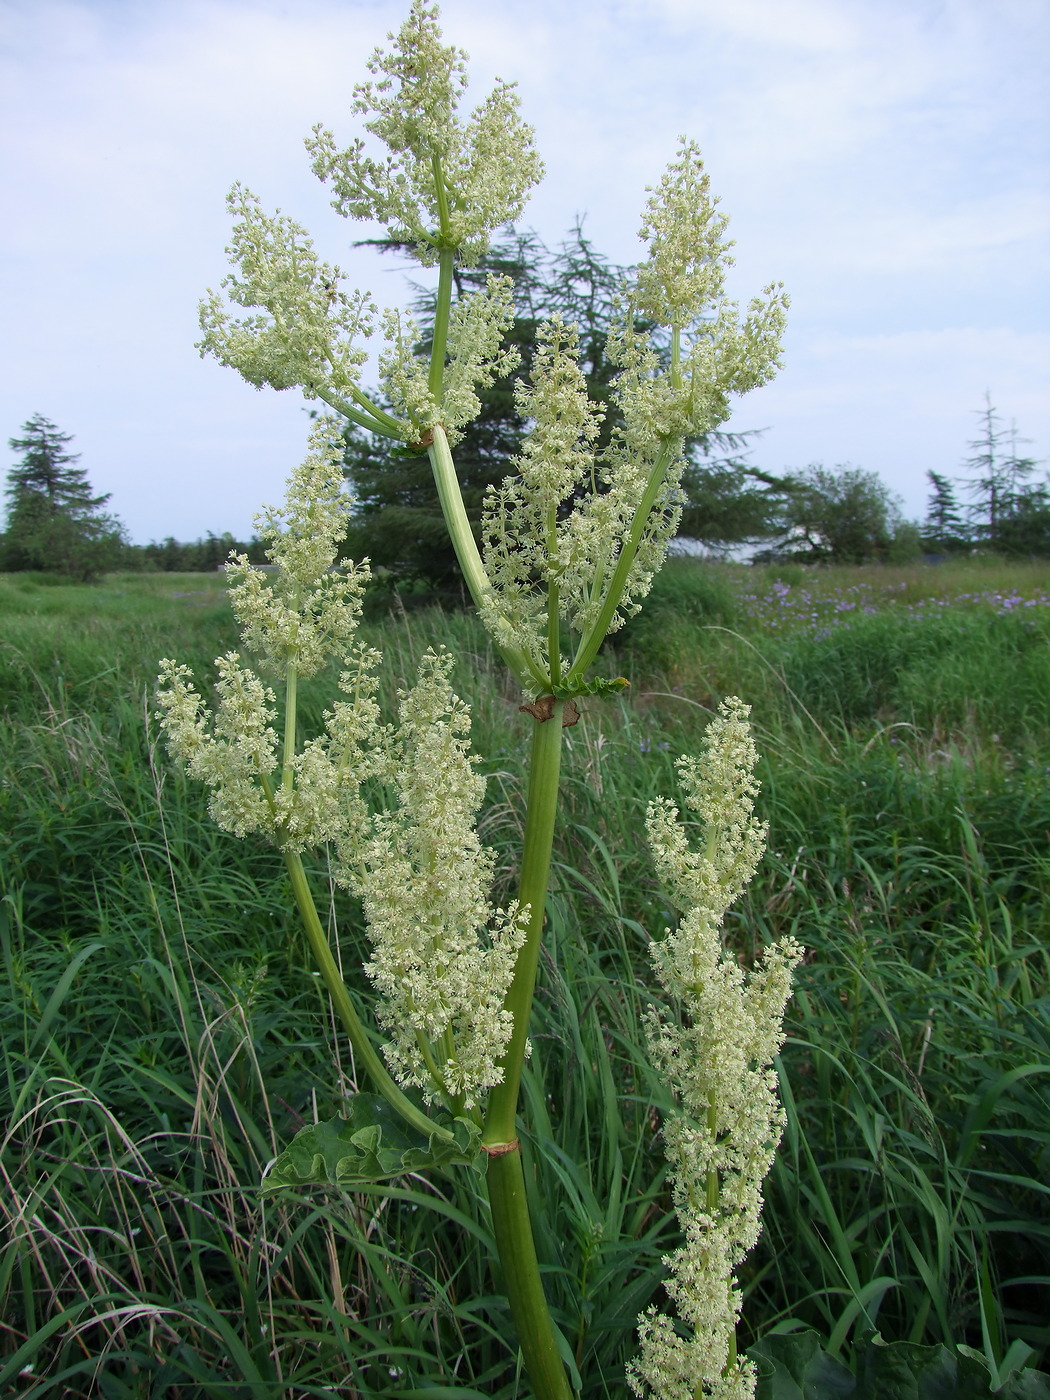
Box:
750;1330;855;1399
262;1094;482;1192
749;1331;1050;1400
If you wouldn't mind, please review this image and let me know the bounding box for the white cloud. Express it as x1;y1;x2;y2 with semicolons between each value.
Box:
0;0;1046;541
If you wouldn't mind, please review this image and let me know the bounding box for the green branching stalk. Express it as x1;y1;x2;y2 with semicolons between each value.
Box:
427;425;544;690
428;154;455;400
482;705;573;1400
282;845;455;1146
547;580;562;689
566;436;680;685
484;705;565;1145
314;384;406;439
282;663;298;790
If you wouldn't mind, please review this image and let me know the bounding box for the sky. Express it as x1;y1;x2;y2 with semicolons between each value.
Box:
1;0;1048;544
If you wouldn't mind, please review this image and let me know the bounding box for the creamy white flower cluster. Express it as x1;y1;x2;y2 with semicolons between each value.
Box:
198;186;377;406
610;141;789;458
155;652;280;841
478;146;787;679
481;316;607;666
225;419;370;678
307;0;543;265
198;3;542;444
629;700;802;1400
156;420;375;844
156;426;522;1108
381;274;519;444
333;650;528;1108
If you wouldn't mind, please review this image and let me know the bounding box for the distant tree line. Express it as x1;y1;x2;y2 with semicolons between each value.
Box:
1;415;266;580
134;533;268;571
4;377;1042;587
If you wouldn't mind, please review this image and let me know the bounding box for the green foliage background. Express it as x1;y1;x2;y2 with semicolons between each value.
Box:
1;559;1048;1395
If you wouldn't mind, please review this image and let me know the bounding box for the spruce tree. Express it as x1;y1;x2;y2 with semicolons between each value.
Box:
922;469;967;552
3;414;126;581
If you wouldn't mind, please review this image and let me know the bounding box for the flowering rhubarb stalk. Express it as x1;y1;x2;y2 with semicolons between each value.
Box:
157;5;796;1397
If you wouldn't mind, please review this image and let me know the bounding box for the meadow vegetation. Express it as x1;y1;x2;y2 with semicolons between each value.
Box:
2;557;1048;1395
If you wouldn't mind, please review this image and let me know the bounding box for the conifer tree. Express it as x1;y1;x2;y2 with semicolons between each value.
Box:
963;394;1036;548
3;414;126;580
922;469;967;552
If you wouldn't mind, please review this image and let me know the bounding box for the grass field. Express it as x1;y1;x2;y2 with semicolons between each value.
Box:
2;559;1048;1396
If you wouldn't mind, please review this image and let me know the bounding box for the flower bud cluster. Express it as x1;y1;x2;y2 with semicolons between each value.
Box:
629;700;802;1400
156;427;522;1109
306;0;543;265
198;186;376;404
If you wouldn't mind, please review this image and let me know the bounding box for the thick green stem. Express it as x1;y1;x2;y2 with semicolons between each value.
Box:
484;708;564;1144
282;663;298;789
429;246;455;401
488;1147;575;1400
427;425;541;690
281;847;454;1145
482;709;574;1399
427;152;455;402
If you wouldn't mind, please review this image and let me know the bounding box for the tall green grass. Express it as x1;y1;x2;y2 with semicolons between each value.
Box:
2;564;1048;1392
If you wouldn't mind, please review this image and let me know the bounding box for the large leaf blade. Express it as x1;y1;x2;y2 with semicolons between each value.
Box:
262;1095;482;1191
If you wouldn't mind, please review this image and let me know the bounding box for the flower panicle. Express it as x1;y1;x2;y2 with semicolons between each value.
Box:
224;418;370;678
155;439;523;1111
155;653;279;841
481;315;603;670
381;274;519;444
480;313;686;678
332;648;528;1108
155;421;381;853
307;0;543;266
197;185;378;405
610;140;789;456
629;699;802;1400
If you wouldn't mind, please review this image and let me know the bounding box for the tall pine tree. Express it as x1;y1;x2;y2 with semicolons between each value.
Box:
3;414;126;581
922;469;967;552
